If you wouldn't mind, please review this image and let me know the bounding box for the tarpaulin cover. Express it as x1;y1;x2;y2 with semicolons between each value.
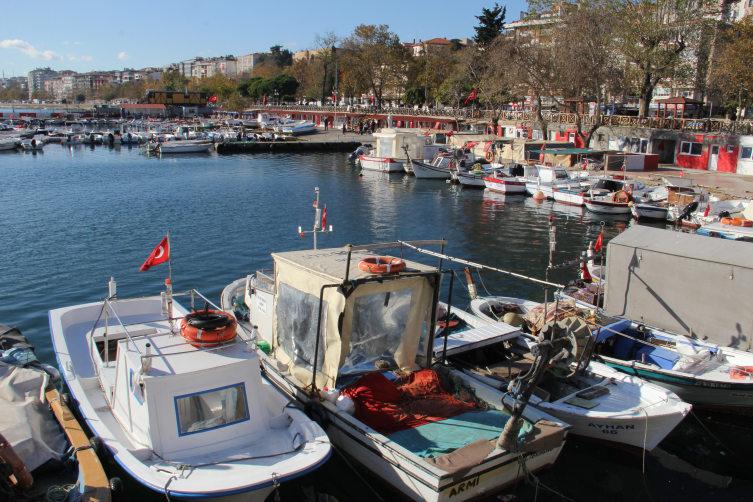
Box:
388;410;530;458
0;363;66;471
341;369;477;435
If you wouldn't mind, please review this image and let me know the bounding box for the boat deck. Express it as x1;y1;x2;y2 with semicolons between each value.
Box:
433;321;520;357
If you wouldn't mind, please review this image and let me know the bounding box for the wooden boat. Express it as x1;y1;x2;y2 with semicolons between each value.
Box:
49;282;331;501
462;296;692;450
221;242;571;502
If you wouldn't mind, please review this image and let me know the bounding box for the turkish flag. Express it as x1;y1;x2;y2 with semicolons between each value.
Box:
322;206;327;228
704;203;710;217
594;232;603;252
139;236;169;271
208;95;218;103
464;89;477;104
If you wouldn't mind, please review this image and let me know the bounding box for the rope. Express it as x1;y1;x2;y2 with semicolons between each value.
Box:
689;411;753;467
399;241;566;289
330;445;386;502
46;485;74;502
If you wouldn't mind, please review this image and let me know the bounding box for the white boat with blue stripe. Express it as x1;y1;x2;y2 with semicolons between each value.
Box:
49;282;331;501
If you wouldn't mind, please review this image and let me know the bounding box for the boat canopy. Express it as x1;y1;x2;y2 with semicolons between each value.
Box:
604;226;753;350
271;246;439;389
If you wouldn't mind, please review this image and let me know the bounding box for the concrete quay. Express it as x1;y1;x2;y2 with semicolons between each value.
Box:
214;129;370;154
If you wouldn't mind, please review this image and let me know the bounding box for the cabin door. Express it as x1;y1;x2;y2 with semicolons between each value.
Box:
708;145;719;171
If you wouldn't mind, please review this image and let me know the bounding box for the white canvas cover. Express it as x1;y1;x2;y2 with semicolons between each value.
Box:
0;363;66;471
604;226;753;350
272;247;437;388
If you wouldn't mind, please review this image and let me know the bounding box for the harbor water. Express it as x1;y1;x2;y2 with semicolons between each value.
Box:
1;144;751;501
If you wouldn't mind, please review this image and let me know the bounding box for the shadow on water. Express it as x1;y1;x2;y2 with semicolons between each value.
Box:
1;146;751;501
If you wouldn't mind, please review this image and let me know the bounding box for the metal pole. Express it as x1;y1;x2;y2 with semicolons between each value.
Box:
442;271;454;364
104;301;109;366
167;229;172;283
596;221;605;309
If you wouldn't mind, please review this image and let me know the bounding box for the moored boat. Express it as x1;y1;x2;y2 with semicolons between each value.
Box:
49;281;331;501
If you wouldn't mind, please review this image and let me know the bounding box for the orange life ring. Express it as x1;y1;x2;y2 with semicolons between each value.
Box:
358;257;406;274
0;432;33;489
730;366;753;380
180;310;237;348
721;217;734;225
730;218;753;227
485;151;494;162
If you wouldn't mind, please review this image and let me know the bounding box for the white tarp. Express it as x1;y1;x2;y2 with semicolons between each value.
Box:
0;363;66;471
604;226;753;350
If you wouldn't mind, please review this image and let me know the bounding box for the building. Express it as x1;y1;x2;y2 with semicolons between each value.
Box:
121;103;167;117
404;38;452;56
0;76;27;90
237;54;262;75
27;67;58;97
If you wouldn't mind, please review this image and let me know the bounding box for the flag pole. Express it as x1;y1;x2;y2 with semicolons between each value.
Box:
167;229;172;283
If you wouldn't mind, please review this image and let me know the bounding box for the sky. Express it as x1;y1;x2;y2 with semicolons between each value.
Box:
0;0;528;77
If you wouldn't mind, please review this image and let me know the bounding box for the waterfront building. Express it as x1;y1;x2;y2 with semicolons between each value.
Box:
237;53;262;75
27;67;58;97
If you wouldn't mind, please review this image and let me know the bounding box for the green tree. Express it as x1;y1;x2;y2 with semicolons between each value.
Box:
76;93;86;103
160;70;189;91
709;17;753;119
473;3;506;48
403;87;425;105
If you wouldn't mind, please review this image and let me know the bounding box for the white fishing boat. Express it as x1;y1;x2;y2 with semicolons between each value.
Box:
462;296;691;450
483;170;527;193
0;138;20;150
361;128;445;173
410;157;456;179
220;241;571;502
49;282;331;501
156;141;212;154
454;169;487;187
82;132;104;145
631;203;669;221
62;133;84;145
282;121;316;135
21;137;44;151
697;220;753;241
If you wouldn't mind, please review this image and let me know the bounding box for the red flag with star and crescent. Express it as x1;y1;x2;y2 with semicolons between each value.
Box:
139;236;169;271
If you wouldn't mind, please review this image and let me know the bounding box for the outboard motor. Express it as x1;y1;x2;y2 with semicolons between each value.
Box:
677;201;699;223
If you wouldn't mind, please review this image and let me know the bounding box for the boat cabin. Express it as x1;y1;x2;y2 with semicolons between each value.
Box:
372;128;444;162
85;298;272;460
265;245;440;389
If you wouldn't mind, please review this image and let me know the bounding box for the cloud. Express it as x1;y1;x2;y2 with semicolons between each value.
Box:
0;39;62;60
62;41;69;45
67;54;92;61
117;51;130;60
74;41;84;45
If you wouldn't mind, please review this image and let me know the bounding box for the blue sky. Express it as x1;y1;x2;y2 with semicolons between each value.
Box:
0;0;528;77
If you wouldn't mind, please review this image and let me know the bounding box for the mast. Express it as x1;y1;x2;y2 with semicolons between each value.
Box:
298;187;332;249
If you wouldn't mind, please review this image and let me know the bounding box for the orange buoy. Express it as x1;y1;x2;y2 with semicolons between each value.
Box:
730;366;753;380
612;190;632;203
485;151;494;162
731;218;753;227
358;257;406;274
0;432;33;489
721;217;734;225
180;309;237;348
533;190;545;200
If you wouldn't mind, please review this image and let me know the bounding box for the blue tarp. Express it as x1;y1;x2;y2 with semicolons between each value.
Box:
387;410;531;458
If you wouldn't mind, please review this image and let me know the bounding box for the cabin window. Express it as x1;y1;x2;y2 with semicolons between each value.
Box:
741;147;753;160
276;282;328;372
727;146;735;153
680;141;703;156
340;287;414;374
174;383;249;436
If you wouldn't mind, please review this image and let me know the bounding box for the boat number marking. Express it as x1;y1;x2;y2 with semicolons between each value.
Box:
694;381;730;389
730;392;753;398
588;423;635;435
448;476;480;498
257;297;267;314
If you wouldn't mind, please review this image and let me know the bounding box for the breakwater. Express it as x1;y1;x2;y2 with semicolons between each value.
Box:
215;140;362;153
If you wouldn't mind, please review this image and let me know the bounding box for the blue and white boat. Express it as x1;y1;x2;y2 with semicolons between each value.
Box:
281;121;316;135
49;280;331;501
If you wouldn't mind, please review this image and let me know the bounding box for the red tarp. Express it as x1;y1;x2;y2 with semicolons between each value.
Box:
341;369;477;435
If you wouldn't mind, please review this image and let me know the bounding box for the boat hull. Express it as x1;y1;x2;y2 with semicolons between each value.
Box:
584;198;632;214
484;177;527;193
631;204;669;220
411;159;452;179
359;155;405;172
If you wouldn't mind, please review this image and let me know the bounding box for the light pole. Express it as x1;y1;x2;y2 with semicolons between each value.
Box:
274;89;279;105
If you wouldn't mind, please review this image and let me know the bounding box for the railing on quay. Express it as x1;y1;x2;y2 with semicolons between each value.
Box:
248;104;753;135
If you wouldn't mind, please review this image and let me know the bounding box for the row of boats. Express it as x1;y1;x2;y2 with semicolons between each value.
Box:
8;209;749;501
350;130;753;239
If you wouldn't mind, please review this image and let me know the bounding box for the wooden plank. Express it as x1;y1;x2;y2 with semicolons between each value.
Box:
433;323;521;357
46;389;111;502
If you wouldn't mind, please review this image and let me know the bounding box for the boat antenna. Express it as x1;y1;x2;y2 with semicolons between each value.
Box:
298;187;332;249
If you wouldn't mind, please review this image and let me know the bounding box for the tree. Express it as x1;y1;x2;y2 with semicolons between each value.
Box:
76;93;86;103
311;31;340;105
160;70;189;92
473;3;507;48
341;24;411;106
403;87;425;105
603;0;718;117
709;17;753;119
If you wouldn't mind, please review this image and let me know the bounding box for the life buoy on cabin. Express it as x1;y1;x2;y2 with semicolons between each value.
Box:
486;151;494;162
358;257;406;274
0;432;33;489
730;366;753;380
180;309;237;348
